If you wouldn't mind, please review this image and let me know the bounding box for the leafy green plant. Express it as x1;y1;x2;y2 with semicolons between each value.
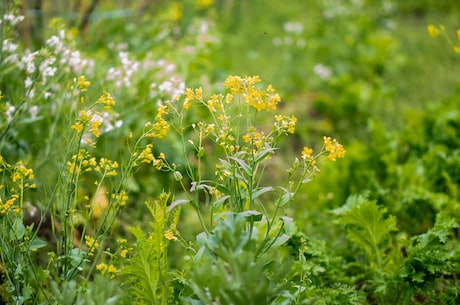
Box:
119;193;181;305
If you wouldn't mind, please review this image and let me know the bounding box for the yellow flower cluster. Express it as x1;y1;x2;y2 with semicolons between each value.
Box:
164;230;178;241
427;24;441;38
0;194;19;214
11;161;36;190
0;157;36;215
76;75;91;92
274;115;297;134
85;235;99;257
145;104;170;139
136;144;165;170
97;91;115;110
242;130;270;151
67;149;118;177
323;136;346;161
71;109;104;147
223;75;281;111
112;190;129;207
96;262;117;279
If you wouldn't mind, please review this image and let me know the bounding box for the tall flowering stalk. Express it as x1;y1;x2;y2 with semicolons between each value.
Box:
162;75;345;238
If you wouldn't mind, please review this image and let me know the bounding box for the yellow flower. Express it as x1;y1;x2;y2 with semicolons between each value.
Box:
323;136;345;161
97;91;115;110
71;122;84;132
454;46;460;54
76;75;91;92
96;262;106;271
301;147;313;160
120;249;128;258
195;87;203;100
427;25;440;38
164;230;178;241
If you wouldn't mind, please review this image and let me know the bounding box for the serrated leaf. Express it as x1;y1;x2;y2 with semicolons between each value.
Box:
336;194;397;264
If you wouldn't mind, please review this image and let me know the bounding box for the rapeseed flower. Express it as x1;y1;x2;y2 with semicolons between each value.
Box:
323;136;346;161
427;25;440;38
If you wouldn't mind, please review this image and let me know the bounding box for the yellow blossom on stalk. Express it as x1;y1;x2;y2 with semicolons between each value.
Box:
323;136;346;161
108;264;117;275
164;230;178;241
0;195;19;214
85;235;99;256
79;110;93;122
112;190;128;207
275;115;297;134
96;262;117;278
146;105;170;139
195;87;203;100
71;122;84;133
184;88;194;110
98;158;119;176
96;262;106;271
138;144;155;164
427;25;440;38
225;93;233;104
301;147;313;160
120;249;128;258
97;91;115;110
89;118;102;137
454;46;460;54
76;75;91;92
207;94;224;113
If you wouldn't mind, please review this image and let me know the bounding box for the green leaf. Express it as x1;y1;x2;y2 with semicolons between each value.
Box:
239;210;263;222
29;237;48;250
252;186;274;200
167;199;189;212
228;156;252;176
12;218;25;240
335;194;397;266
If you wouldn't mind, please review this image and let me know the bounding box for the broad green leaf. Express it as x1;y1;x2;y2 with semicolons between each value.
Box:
239;210;263;222
252;186;274;200
29;237;48;250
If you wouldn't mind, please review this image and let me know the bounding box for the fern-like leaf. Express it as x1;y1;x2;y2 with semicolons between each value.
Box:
334;194;397;269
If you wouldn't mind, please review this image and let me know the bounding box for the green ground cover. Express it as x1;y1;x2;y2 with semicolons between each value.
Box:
1;1;459;304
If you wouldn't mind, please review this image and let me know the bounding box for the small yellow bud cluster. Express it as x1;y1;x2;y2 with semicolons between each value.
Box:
96;262;117;279
145;104;170;139
223;75;281;111
85;235;99;257
67;149;118;177
76;75;91;92
323;136;346;161
112;190;129;207
274;115;297;134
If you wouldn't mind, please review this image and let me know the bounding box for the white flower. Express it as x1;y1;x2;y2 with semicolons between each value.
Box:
313;64;332;80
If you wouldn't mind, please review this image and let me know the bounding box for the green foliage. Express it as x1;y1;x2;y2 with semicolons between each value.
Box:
1;0;460;304
119;193;181;305
185;214;293;304
334;194;397;270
